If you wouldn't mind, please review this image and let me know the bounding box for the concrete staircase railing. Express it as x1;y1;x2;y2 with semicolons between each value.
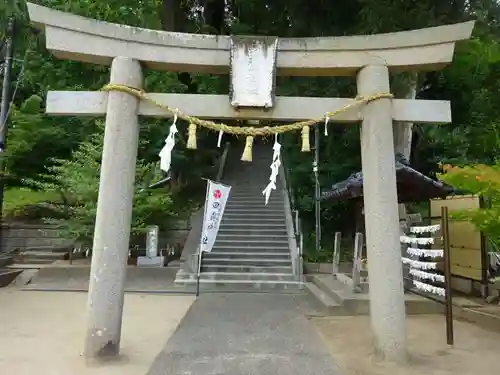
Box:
279;158;304;282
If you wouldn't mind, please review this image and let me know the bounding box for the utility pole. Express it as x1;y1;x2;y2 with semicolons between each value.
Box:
313;125;321;253
0;17;16;251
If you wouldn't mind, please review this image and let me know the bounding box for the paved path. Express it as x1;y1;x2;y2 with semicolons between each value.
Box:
146;293;340;375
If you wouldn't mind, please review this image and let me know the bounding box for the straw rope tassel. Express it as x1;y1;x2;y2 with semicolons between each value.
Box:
301;126;310;152
187;123;197;149
241;135;254;162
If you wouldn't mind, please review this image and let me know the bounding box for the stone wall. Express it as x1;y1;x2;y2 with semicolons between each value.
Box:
1;222;73;253
0;220;191;253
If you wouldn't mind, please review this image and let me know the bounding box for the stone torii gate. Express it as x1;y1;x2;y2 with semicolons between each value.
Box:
27;3;473;362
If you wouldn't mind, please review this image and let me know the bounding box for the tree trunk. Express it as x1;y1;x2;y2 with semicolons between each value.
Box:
393;72;418;290
393;73;418;160
202;0;227;34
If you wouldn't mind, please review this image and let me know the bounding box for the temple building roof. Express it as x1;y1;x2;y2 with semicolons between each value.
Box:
321;153;455;203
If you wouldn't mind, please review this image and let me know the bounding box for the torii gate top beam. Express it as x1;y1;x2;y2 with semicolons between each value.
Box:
27;3;474;76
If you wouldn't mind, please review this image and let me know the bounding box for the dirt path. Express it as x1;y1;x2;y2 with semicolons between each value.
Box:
313;315;499;375
0;288;194;375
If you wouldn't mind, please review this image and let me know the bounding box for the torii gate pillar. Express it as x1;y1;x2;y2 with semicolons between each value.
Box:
84;57;142;358
358;65;406;358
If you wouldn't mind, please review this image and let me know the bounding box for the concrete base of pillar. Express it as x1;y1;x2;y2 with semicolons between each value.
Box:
336;273;370;293
137;256;165;267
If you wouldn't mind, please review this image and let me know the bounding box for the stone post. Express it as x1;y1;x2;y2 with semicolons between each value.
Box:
357;65;407;361
351;232;364;292
84;57;142;359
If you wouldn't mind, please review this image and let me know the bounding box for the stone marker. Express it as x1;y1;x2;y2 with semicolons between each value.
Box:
137;225;164;267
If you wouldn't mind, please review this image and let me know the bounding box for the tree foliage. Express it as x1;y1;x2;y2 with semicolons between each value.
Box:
439;164;500;247
26;123;174;245
2;0;500;252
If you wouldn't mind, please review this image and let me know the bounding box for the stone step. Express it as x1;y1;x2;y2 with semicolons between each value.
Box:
227;196;283;201
230;191;283;199
221;216;286;225
311;274;350;305
0;268;22;287
223;212;285;219
19;250;66;257
225;202;284;208
16;251;66;262
223;210;284;217
202;257;292;266
221;222;287;228
212;245;289;253
305;282;349;316
228;192;283;197
214;239;289;248
218;228;288;236
229;192;283;197
228;187;283;192
175;278;304;291
201;264;293;273
204;251;290;260
224;207;283;213
227;200;284;207
216;234;288;240
308;274;444;316
178;272;295;282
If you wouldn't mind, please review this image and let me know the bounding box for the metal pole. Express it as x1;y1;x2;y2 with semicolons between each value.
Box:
196;251;203;296
0;17;15;252
332;232;341;278
196;179;211;297
441;206;454;346
313;125;321;253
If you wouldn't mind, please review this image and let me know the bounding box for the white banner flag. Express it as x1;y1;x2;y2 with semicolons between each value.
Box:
200;180;231;253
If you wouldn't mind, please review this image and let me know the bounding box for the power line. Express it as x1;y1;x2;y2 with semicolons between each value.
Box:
0;17;15;252
0;48;27;136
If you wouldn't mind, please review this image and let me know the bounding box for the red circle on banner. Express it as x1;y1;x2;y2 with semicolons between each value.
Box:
213;190;222;199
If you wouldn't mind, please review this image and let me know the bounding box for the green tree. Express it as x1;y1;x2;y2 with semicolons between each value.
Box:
3;0;500;256
439;163;500;247
30;122;175;245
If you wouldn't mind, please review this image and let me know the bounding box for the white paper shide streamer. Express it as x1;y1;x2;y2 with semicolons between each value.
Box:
400;235;434;245
401;223;446;297
409;268;445;283
262;136;281;205
159;114;178;173
407;247;443;258
401;257;437;270
217;130;224;148
413;280;445;296
410;224;441;234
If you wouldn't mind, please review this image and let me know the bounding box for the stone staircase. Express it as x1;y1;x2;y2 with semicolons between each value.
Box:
176;141;303;291
13;248;70;264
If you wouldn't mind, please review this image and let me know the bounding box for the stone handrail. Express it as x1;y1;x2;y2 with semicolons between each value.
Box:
216;142;230;182
279;159;303;280
28;3;474;75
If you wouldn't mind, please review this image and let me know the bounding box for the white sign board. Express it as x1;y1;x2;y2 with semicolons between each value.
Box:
200;180;231;253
